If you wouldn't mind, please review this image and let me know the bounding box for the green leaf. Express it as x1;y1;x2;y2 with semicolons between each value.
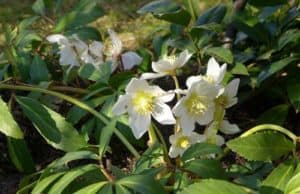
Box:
285;172;300;194
258;57;298;84
287;74;300;111
231;63;249;76
54;0;104;32
73;182;108;194
117;175;167;194
115;185;131;194
32;172;65;194
138;0;191;26
98;184;113;194
184;159;227;179
183;0;200;21
227;132;295;161
196;4;227;25
178;179;248;194
257;104;289;125
249;0;287;7
260;160;297;194
181;143;223;162
30;55;49;83
278;29;300;50
48;164;99;194
78;62;111;82
0;97;23;139
32;0;46;15
99;119;117;158
16;96;88;152
205;47;234;64
7;137;35;173
65;27;102;41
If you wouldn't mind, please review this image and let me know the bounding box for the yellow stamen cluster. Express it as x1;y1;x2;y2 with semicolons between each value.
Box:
185;93;208;116
176;136;190;149
132;91;154;115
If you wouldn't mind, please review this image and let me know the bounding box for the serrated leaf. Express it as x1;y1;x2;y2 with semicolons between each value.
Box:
16;96;88;152
181;143;223;162
205;47;233;64
258;104;289;125
184;159;227;179
178;179;248;194
73;182;108;194
0;97;23;139
117;175;167;194
260;160;297;194
48;164;99;194
227;132;295;161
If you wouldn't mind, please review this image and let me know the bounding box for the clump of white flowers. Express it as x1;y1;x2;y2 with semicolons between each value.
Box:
47;29;142;73
112;50;241;158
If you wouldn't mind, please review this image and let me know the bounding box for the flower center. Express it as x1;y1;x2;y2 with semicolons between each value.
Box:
176;136;190;149
164;55;177;64
185;93;208;116
132;91;154;114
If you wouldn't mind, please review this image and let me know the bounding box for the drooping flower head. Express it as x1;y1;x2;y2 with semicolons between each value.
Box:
112;78;175;139
141;50;193;79
173;80;218;135
169;132;205;158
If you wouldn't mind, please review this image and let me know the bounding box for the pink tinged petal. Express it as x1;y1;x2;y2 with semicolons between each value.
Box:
121;51;143;70
220;120;240;135
224;78;240;98
112;95;129;115
152;101;176;125
129;114;151;139
174;50;193;68
152;60;173;73
47;34;68;44
180;115;196;135
186;75;202;89
125;78;149;93
108;29;122;57
140;72;166;80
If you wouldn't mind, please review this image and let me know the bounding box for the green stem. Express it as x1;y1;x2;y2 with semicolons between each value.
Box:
171;75;181;133
0;83;140;159
148;125;158;146
205;105;225;144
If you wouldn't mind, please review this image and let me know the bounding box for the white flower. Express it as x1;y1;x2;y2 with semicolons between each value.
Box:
141;50;193;79
169;132;206;158
186;57;227;88
219;120;240;135
81;41;105;68
47;34;87;71
106;29;142;71
216;78;240;108
173;80;218;135
112;78;176;139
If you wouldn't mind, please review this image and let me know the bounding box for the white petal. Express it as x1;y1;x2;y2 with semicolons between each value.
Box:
59;47;79;67
174;50;193;68
220;120;240;135
140;72;166;80
129;114;151;139
156;91;175;102
152;60;173;73
108;29;122;57
216;135;225;146
152;102;176;125
72;36;88;54
81;50;94;64
216;63;227;84
169;133;179;144
89;41;104;57
121;51;143;70
206;57;227;84
196;104;215;125
47;34;68;44
179;115;195;135
224;78;240;98
189;133;206;144
186;75;201;89
125;78;149;93
112;95;129;115
168;146;182;158
173;98;185;116
226;97;238;108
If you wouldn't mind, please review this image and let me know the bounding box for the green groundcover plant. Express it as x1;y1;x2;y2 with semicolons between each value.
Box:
0;0;300;193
